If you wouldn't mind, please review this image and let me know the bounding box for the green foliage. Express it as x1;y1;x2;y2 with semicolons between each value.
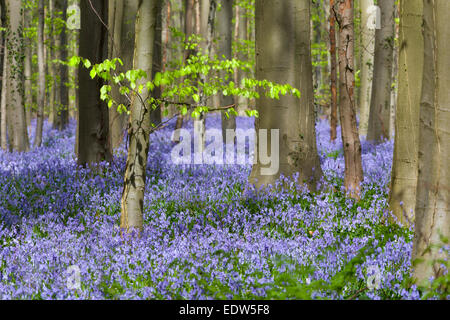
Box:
70;42;301;126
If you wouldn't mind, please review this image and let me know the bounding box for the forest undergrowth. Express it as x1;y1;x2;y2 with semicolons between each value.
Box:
0;115;447;300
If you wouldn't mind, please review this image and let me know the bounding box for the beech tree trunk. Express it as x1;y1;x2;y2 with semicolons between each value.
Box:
366;0;395;143
412;0;450;287
234;2;248;115
150;0;163;127
23;8;32;127
56;0;69;131
120;0;157;235
389;0;423;225
0;34;8;151
358;0;375;137
172;0;195;143
249;0;323;191
0;0;6;150
217;0;235;142
6;0;29;152
330;0;338;141
77;0;111;165
35;0;45;148
337;0;363;198
68;0;79;122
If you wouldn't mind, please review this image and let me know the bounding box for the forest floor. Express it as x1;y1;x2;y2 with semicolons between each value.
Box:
0;115;432;299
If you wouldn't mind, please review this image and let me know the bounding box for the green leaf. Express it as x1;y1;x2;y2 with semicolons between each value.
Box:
90;69;97;79
83;59;92;69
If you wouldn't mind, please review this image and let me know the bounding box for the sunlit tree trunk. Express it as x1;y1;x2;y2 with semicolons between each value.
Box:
389;5;399;140
77;0;111;165
35;0;46;147
367;0;395;142
150;0;163;127
6;0;29;152
0;0;6;150
172;0;195;143
249;0;323;191
337;0;363;198
120;0;157;235
358;0;375;137
0;34;8;151
56;0;69;130
217;0;235;142
389;0;423;225
412;0;450;287
109;0;124;149
330;0;338;141
68;0;79;122
23;8;32;127
234;2;248;115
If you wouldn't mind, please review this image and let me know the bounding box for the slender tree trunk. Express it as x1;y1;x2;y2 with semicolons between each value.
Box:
234;3;248;115
23;8;32;127
194;0;215;152
389;4;399;140
412;0;450;287
162;0;170;75
0;0;6;149
48;0;56;125
150;0;163;127
108;0;124;149
388;0;423;225
0;37;8;151
120;0;157;236
217;0;235;142
77;0;111;165
337;0;363;198
51;0;62;130
249;0;323;191
110;0;138;150
172;0;195;143
68;0;79;122
330;0;338;141
358;0;375;137
35;0;46;147
6;0;29;152
56;0;69;130
366;0;395;142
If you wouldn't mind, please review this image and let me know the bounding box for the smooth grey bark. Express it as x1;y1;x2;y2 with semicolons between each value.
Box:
249;0;323;191
56;0;69;130
412;0;450;287
150;0;163;127
108;0;135;150
358;0;375;137
5;0;29;152
49;0;60;128
389;0;423;225
366;0;395;143
172;0;195;144
108;0;124;150
217;0;235;142
234;2;248;115
0;0;5;150
337;0;363;198
0;36;8;151
68;0;79;122
120;0;157;235
23;8;32;127
35;0;45;147
77;0;111;165
330;0;338;141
